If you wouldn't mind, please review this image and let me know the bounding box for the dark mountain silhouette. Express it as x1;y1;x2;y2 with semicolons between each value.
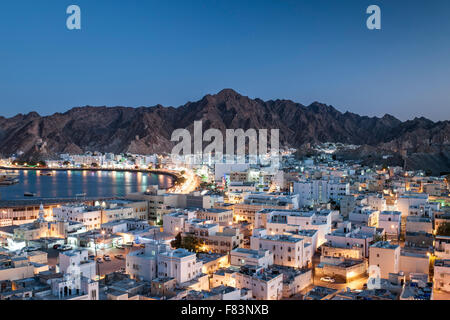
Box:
1;89;449;173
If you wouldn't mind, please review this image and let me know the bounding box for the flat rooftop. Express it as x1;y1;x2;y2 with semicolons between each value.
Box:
232;248;267;259
380;211;402;216
261;234;302;243
371;241;399;250
287;229;317;237
159;248;196;259
200;208;231;213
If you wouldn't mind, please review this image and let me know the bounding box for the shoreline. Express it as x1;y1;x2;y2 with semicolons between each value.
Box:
0;166;179;197
0;166;180;181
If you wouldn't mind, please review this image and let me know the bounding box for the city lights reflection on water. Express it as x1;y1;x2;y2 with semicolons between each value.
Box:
0;170;173;200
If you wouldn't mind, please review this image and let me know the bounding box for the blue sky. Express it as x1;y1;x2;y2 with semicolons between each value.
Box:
0;0;449;121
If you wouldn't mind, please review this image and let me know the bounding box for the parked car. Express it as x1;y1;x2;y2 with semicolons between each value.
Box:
114;254;124;260
124;242;133;247
96;257;103;263
53;244;62;250
60;245;72;251
116;245;125;250
320;277;335;283
88;255;96;260
25;246;40;252
103;255;111;261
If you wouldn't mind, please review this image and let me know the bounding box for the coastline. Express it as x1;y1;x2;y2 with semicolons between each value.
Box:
0;166;180;183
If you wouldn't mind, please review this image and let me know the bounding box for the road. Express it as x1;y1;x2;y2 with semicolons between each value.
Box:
312;273;368;291
307;252;368;292
168;168;200;194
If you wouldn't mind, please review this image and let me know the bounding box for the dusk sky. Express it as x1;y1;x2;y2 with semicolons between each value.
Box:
0;0;449;121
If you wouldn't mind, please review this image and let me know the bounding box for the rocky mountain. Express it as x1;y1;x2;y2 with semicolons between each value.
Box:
0;89;449;173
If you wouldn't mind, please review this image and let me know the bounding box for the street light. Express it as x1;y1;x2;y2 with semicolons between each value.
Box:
101;230;106;254
94;232;100;277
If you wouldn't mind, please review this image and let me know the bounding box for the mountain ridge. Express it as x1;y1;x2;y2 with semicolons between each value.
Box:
1;89;449;173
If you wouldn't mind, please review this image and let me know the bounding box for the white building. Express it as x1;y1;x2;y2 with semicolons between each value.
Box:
378;211;402;237
367;194;387;212
230;248;273;268
250;234;307;268
409;202;441;218
257;209;332;247
434;259;450;292
399;250;430;279
234;266;283;300
157;248;203;284
162;210;196;236
326;225;381;258
349;206;379;227
215;163;250;182
405;216;433;234
293;179;349;207
126;241;168;281
58;250;97;281
369;241;400;279
54;205;102;231
396;192;429;217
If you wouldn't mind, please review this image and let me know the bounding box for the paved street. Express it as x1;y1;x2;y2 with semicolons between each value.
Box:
305;252;368;294
311;273;368;291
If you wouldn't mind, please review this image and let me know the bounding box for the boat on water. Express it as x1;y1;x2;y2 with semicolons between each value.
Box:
0;173;19;185
76;193;87;197
24;192;37;197
38;172;53;176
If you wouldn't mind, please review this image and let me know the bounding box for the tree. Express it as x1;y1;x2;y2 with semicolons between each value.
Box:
437;222;450;236
171;234;201;252
171;232;182;249
176;177;186;185
63;161;71;166
91;162;99;168
181;235;201;252
372;234;385;243
27;160;37;167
